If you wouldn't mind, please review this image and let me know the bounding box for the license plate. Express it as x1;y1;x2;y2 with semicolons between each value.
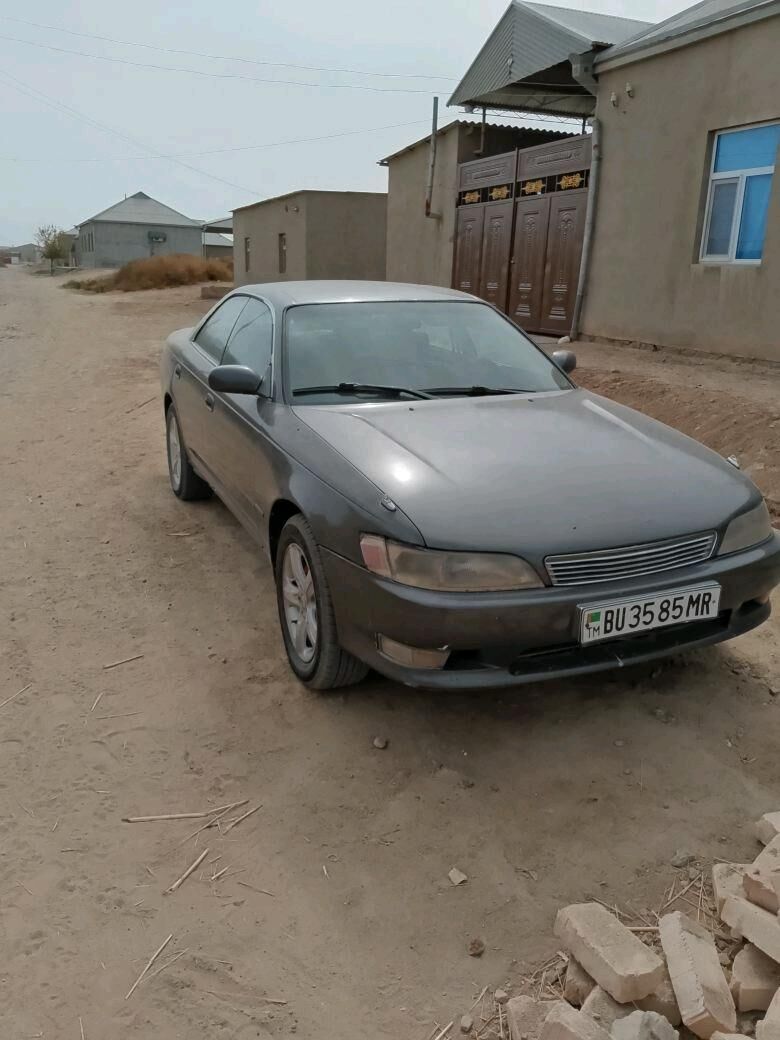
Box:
579;584;721;644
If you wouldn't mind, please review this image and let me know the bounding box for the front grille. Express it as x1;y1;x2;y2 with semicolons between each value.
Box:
545;532;717;587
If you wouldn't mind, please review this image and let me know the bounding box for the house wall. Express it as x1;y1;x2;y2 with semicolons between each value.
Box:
233;194;309;285
78;223;202;268
203;243;233;260
305;193;387;280
233;191;387;285
583;17;780;362
385;124;569;288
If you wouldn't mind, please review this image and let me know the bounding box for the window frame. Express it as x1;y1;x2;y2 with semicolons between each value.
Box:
243;235;251;274
278;232;287;274
700;120;779;266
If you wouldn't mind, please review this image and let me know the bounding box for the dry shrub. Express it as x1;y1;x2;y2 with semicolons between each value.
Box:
66;253;233;293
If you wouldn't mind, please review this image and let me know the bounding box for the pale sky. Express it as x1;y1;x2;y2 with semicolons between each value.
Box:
1;0;689;244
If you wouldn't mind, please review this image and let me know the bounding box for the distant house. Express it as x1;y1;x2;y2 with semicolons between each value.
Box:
75;191;202;268
233;190;386;286
202;232;233;260
17;242;42;264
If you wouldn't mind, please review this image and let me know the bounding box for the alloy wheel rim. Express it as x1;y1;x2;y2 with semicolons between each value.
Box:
168;415;182;490
281;543;318;664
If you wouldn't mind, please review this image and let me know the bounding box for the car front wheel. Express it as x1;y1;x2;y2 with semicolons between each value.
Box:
275;515;368;690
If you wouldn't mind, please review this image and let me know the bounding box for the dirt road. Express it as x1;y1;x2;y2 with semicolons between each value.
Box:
1;266;779;1039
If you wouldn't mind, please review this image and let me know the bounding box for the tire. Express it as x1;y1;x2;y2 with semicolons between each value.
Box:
275;514;369;690
165;404;211;501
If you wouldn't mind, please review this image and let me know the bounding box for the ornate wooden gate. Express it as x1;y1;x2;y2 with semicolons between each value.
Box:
453;135;591;336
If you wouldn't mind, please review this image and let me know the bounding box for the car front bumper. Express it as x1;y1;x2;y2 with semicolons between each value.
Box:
321;532;780;689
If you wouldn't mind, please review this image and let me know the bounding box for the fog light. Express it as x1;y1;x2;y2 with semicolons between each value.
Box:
377;635;450;670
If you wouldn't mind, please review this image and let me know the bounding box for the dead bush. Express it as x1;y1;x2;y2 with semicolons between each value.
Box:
65;254;233;293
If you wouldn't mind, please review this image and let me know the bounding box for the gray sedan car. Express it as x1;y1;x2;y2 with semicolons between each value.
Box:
160;281;780;690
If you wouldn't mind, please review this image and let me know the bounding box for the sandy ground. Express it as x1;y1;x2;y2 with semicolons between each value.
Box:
1;266;779;1040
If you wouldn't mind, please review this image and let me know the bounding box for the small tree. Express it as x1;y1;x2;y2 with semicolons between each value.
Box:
35;224;69;274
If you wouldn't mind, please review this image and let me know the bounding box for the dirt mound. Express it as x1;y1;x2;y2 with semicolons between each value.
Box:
65;253;233;293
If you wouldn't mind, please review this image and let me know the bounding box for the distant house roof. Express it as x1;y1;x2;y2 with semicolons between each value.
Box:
595;0;780;70
203;232;232;248
377;118;569;165
449;1;651;115
203;215;233;233
80;191;201;228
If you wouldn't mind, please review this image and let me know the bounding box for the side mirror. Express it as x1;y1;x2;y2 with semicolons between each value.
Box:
552;349;577;374
208;364;262;395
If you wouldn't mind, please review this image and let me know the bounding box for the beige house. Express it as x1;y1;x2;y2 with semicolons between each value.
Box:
581;0;780;363
233;190;387;286
380;121;567;288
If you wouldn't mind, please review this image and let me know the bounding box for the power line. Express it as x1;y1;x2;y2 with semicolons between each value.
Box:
0;69;264;198
0;118;431;162
0;14;456;82
0;32;439;95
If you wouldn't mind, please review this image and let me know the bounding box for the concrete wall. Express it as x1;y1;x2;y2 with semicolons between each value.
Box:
305;193;386;280
77;222;202;268
583;17;780;362
233;193;309;285
232;191;386;286
385;123;569;288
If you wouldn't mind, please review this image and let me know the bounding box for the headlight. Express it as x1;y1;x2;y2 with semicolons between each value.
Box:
360;534;543;591
718;500;773;555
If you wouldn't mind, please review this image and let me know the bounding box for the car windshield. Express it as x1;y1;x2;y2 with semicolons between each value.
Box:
284;301;571;403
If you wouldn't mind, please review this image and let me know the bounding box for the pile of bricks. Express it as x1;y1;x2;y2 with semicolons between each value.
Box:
495;812;780;1040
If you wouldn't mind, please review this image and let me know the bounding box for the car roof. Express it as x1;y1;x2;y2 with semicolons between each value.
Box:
235;280;478;308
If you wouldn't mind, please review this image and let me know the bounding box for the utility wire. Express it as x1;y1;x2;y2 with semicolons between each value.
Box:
0;14;455;81
0;118;431;162
0;32;440;94
0;69;264;197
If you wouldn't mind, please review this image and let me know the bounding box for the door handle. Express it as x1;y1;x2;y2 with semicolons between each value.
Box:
174;364;182;378
204;394;214;412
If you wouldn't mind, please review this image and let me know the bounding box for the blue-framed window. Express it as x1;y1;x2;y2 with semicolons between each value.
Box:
701;122;779;263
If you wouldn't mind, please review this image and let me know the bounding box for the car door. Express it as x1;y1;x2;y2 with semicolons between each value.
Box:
174;295;248;479
206;297;276;543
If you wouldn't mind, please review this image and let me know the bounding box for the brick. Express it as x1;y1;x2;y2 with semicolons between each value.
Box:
731;945;780;1012
744;868;780;915
565;959;597;1006
754;838;780;874
555;904;665;1003
637;966;683;1026
756;989;780;1040
756;816;780;847
714;865;751;914
722;898;780;964
660;911;737;1038
582;986;635;1031
506;996;555;1040
612;1010;680;1040
540;1001;613;1040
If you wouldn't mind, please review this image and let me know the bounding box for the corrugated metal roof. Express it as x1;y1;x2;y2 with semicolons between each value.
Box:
203;215;233;233
595;0;779;69
203;232;232;248
377;118;567;164
449;1;650;115
81;191;201;227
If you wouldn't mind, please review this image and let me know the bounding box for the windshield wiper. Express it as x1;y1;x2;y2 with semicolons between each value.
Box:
292;382;434;400
424;385;528;397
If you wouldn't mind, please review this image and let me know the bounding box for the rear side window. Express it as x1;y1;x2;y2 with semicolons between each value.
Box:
194;296;247;362
223;297;273;374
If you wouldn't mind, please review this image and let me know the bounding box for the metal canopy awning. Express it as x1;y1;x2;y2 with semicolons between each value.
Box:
202;215;233;234
448;1;651;117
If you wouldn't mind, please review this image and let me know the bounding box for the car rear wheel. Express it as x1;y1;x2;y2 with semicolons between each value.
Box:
166;404;211;501
275;514;369;690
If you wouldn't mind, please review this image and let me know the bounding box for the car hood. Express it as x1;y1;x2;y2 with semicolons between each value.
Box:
293;389;757;558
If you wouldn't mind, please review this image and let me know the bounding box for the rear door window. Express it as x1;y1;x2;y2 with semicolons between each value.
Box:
194;296;247;362
222;297;273;374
